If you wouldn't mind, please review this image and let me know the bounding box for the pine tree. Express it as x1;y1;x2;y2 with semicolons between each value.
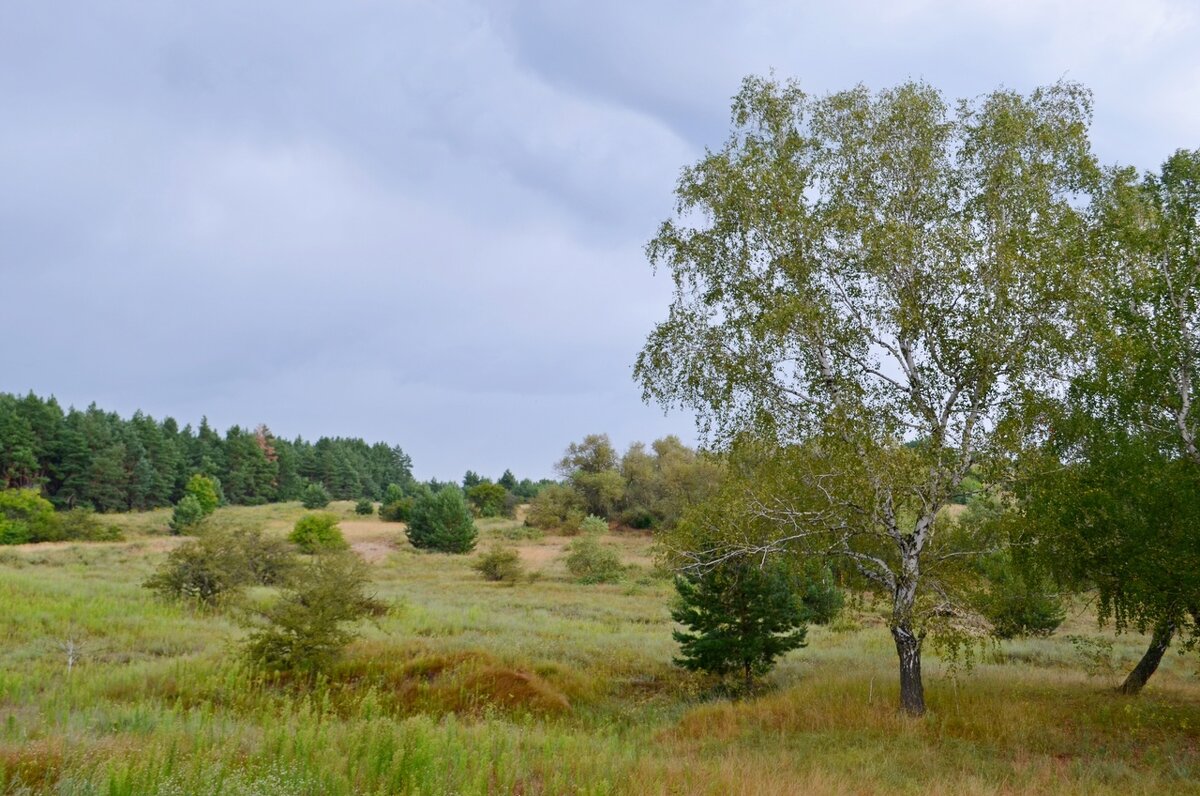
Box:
406;488;477;553
0;397;41;489
301;482;331;509
86;443;128;513
53;412;94;509
130;456;158;511
671;560;808;690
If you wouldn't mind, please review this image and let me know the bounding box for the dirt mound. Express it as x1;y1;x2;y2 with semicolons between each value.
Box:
337;645;575;717
457;667;572;714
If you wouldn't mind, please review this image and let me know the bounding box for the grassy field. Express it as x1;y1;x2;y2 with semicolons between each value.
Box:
2;501;1199;794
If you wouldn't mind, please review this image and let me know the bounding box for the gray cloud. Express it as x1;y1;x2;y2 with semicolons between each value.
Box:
2;0;1198;479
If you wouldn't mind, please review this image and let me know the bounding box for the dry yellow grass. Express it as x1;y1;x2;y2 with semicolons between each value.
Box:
2;500;1198;795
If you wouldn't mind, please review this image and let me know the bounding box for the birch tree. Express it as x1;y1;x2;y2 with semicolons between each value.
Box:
635;76;1096;716
1029;149;1200;693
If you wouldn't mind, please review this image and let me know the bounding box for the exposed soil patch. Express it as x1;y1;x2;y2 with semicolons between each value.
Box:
352;540;394;564
517;541;568;567
339;519;399;541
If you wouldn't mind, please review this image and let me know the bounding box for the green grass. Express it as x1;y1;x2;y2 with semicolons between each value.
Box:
2;502;1199;794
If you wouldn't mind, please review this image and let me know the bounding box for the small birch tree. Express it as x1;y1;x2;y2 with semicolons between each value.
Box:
636;76;1096;715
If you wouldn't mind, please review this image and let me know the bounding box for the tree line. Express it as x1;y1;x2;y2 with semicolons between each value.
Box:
524;432;720;533
0;392;413;512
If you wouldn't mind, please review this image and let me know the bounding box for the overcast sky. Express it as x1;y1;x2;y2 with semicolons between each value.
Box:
2;1;1198;480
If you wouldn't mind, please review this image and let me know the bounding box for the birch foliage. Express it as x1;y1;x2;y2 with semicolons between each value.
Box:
636;76;1097;715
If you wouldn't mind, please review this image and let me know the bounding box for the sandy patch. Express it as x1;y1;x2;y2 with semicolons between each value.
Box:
339;519;402;542
7;537;186;554
352;540;395;564
517;542;568;567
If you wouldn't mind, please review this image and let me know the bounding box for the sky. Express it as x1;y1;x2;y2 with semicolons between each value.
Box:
2;1;1198;480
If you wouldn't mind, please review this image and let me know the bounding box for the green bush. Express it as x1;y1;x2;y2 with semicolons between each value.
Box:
184;474;220;515
406;489;477;553
578;514;608;535
144;527;299;605
244;551;380;675
143;530;251;605
619;507;657;530
382;483;407;505
235;527;297;586
525;483;586;532
289;513;347;554
300;482;331;509
354;497;375;515
0;488;58;545
379;498;414;523
59;507;124;542
978;551;1065;639
169;495;206;535
473;544;524;583
466;482;510;518
565;535;623;584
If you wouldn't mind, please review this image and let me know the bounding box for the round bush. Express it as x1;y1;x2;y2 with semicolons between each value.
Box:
169;495;206;535
524;483;585;532
143;530;250;605
379;498;414;523
473;544;525;583
0;488;58;544
289;513;348;554
300;482;331;510
354;497;375;515
184;474;220;516
406;489;477;553
565;535;623;584
60;507;124;542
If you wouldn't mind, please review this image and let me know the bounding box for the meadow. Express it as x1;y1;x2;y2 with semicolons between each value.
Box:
2;502;1199;795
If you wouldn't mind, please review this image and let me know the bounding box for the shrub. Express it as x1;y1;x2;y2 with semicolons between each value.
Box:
503;490;521;517
244;551;380;675
169;495;206;535
379;498;414;523
143;530;251;605
565;535;623;584
0;489;58;544
235;527;297;585
406;489;477;553
354;497;375;515
183;474;220;516
289;513;347;554
619;507;658;530
59;507;124;542
466;482;510;518
382;483;407;505
979;552;1065;639
672;559;808;689
525;483;586;532
578;514;608;535
300;482;331;509
473;544;524;583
